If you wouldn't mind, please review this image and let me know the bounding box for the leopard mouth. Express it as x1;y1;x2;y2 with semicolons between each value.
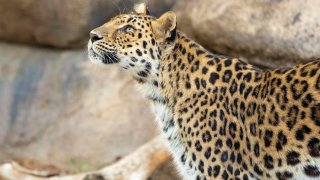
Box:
89;48;119;64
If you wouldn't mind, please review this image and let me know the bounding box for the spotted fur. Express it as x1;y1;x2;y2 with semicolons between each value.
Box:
88;3;320;180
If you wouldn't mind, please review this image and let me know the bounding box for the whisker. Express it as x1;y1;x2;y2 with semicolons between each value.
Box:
110;0;121;15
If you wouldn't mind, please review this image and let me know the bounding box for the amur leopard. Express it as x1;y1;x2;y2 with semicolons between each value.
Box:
88;3;320;180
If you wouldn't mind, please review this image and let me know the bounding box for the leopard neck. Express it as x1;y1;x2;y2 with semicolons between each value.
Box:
136;32;217;104
154;32;212;105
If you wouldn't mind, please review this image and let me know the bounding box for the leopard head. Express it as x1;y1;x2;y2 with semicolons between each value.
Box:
88;3;177;81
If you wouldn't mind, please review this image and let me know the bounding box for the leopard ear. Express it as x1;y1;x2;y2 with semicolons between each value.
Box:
134;3;150;15
152;11;177;42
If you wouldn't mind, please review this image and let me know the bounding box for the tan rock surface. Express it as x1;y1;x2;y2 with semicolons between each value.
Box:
0;42;178;179
175;0;320;68
0;0;176;48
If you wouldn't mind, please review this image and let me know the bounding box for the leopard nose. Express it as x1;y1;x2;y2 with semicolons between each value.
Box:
90;31;103;43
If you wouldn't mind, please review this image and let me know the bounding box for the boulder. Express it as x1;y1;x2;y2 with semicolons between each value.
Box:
0;0;175;48
0;41;154;169
0;42;178;179
175;0;320;68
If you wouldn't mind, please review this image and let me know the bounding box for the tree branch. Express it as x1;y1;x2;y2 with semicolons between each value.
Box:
0;136;171;180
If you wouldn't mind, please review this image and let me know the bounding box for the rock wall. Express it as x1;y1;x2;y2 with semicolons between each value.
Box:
0;0;175;48
0;42;178;179
2;0;319;68
175;0;320;68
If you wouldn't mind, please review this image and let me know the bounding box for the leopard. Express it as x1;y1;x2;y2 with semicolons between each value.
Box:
87;3;320;180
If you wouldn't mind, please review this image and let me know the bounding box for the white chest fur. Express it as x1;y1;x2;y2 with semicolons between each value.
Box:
152;102;197;180
137;82;197;179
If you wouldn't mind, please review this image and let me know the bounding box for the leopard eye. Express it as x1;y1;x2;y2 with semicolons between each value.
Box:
119;25;135;33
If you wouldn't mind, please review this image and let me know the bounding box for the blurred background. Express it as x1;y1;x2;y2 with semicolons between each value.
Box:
0;0;319;179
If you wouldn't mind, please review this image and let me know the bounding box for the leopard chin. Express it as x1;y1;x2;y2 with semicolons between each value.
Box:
88;48;119;64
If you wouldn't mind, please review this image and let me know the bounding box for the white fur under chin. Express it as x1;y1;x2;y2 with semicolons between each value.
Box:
88;41;104;64
136;82;197;180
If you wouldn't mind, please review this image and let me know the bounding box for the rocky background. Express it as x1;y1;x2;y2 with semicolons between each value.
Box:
0;0;319;179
